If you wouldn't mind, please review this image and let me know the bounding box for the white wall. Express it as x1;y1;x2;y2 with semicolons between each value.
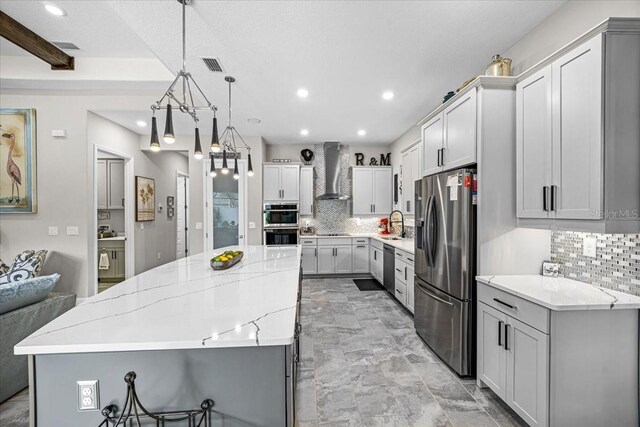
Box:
138;133;266;248
89;113;188;275
265;143;391;166
503;1;640;75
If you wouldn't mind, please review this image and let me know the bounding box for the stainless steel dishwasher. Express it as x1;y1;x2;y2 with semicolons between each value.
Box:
383;244;395;294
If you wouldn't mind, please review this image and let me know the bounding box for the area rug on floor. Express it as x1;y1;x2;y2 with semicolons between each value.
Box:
353;278;385;291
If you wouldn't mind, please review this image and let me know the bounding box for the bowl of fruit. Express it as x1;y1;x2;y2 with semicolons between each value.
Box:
210;250;244;270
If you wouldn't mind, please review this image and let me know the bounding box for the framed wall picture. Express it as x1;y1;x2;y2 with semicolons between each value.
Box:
0;108;37;213
135;176;155;221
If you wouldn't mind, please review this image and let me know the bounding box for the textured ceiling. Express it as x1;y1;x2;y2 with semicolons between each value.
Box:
1;0;566;144
0;0;155;58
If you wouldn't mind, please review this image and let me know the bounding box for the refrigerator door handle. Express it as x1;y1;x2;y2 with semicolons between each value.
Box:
416;282;453;306
427;194;437;267
424;195;434;267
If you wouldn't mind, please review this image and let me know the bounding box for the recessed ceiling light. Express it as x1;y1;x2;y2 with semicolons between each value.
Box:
382;91;394;100
247;118;261;124
43;2;66;16
358;129;366;136
136;120;147;127
297;88;309;98
300;129;309;136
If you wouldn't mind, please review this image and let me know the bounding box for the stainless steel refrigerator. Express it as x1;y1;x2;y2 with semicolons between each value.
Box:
414;168;476;376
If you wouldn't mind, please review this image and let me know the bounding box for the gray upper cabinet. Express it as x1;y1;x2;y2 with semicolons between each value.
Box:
97;159;124;210
352;167;392;215
263;164;300;202
401;143;421;214
299;166;314;215
516;65;553;219
516;20;640;233
551;35;602;220
421;113;443;177
443;88;477;170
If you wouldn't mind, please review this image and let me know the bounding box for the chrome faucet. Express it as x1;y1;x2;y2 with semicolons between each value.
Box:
389;210;405;238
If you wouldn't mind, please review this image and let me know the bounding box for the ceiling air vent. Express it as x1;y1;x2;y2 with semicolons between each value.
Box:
201;57;223;72
52;41;80;50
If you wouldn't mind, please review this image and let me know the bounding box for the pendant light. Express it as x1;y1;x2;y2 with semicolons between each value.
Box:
216;76;254;178
233;157;239;180
247;150;254;177
209;154;217;177
221;150;229;174
150;0;217;158
194;127;203;160
149;116;160;152
163;103;175;144
210;113;220;153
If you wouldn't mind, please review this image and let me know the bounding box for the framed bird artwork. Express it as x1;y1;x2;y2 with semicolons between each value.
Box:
0;108;37;213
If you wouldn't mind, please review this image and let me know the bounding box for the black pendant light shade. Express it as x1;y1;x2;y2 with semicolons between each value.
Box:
194;127;203;160
210;116;220;153
233;157;239;179
209;154;217;177
164;103;175;144
149;116;160;152
221;150;229;174
247;152;254;177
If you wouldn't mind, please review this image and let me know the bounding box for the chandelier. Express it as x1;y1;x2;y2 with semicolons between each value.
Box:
209;76;254;179
148;0;214;161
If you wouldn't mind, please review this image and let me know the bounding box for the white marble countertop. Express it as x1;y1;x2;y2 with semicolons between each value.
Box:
476;275;640;311
302;234;414;254
15;245;301;355
98;236;126;241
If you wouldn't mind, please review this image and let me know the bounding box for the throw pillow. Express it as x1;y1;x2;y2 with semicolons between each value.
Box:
0;250;48;285
0;273;61;315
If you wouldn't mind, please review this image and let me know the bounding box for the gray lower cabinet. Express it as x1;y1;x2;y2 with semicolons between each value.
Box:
477;281;638;427
352;244;369;273
301;246;317;275
98;241;125;280
317;246;352;274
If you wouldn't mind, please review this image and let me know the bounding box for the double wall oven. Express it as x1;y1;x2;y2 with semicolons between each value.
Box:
264;203;299;246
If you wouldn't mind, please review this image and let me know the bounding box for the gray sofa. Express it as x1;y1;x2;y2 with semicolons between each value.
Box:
0;292;76;403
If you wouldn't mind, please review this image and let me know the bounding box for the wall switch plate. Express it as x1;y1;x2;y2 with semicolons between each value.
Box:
195;222;203;230
77;380;99;411
48;226;58;236
249;222;256;229
583;237;597;258
140;223;144;230
51;129;67;138
66;226;79;236
157;252;161;260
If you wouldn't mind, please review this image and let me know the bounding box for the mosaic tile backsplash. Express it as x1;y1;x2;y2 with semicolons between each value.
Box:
550;231;640;296
302;144;402;236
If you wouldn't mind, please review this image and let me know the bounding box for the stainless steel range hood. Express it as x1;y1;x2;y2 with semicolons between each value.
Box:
316;141;349;200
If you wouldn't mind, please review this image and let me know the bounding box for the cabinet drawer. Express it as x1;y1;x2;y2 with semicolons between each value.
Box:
395;260;408;283
370;239;384;251
478;282;549;334
317;238;351;246
395;250;405;262
300;238;317;246
405;253;415;265
352;237;369;245
395;280;407;301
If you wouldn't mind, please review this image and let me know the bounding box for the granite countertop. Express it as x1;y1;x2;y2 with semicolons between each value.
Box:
304;234;415;254
15;245;301;355
476;275;640;311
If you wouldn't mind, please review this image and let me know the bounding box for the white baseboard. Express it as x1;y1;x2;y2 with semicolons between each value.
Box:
76;297;88;306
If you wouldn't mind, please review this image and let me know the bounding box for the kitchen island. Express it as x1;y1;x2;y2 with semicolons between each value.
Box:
15;245;302;427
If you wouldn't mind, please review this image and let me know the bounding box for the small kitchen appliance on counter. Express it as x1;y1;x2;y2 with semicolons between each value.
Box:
98;225;116;239
299;219;315;236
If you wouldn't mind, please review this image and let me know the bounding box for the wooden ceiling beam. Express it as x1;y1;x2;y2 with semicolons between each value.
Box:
0;10;74;70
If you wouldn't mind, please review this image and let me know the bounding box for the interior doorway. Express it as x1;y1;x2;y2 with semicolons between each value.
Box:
176;172;189;259
205;158;248;250
92;146;135;295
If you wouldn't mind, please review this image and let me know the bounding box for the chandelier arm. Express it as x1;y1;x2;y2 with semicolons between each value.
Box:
188;74;215;110
186;76;197;113
231;127;250;150
181;0;187;104
227;79;232;127
166;92;199;122
219;127;231;150
230;128;237;152
154;72;182;107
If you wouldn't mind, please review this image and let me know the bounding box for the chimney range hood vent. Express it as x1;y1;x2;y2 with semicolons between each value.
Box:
316;141;349;200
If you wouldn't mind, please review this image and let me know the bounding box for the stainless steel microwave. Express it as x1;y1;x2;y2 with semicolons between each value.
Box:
264;203;299;228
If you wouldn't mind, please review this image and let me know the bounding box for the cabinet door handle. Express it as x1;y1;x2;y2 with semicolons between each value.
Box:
122;198;124;207
543;186;548;212
356;245;366;248
551;185;557;211
407;200;410;211
397;289;403;294
498;320;503;346
315;248;317;256
441;148;445;166
504;324;510;350
493;298;516;310
374;251;376;261
405;267;407;281
373;204;375;213
396;268;402;272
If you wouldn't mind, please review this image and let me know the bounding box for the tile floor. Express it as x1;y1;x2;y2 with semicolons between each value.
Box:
0;277;526;427
295;278;526;426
